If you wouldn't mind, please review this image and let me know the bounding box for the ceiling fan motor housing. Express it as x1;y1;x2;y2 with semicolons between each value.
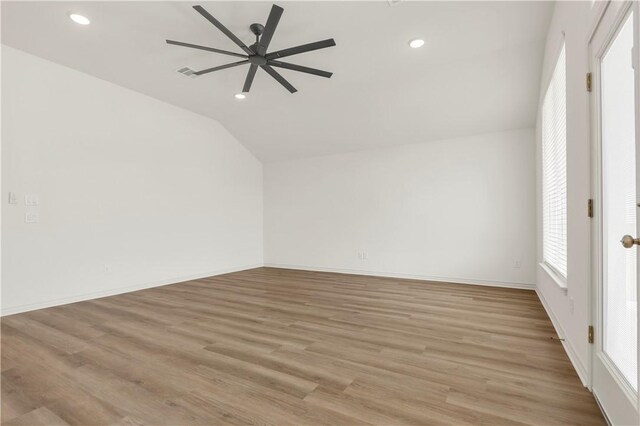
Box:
248;54;268;65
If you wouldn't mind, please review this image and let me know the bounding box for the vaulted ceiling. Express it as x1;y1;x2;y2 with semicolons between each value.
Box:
2;1;553;162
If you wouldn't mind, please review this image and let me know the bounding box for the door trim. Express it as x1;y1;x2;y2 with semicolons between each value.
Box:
588;0;613;394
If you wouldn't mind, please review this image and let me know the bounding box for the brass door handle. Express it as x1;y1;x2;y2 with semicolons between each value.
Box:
620;235;640;248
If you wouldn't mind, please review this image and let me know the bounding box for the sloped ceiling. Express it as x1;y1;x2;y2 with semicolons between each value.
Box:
1;1;553;162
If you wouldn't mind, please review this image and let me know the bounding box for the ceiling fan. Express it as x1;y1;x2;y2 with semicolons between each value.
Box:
166;4;336;94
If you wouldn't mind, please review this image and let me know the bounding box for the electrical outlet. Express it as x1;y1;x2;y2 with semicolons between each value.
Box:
25;211;39;223
103;264;112;274
8;192;17;205
514;260;521;268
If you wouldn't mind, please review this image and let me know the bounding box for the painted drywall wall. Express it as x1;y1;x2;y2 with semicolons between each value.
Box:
535;1;603;386
1;46;263;315
264;129;536;288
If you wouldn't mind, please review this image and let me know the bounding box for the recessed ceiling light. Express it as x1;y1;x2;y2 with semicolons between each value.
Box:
234;93;246;100
409;39;425;49
69;13;90;26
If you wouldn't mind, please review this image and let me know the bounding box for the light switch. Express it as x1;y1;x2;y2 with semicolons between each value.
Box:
25;212;39;223
25;194;39;206
8;192;17;205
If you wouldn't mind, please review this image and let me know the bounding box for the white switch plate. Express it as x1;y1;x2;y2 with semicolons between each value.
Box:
25;194;39;206
8;192;17;204
25;211;39;223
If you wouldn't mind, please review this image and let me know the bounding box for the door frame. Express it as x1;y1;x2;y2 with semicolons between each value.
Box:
588;0;640;421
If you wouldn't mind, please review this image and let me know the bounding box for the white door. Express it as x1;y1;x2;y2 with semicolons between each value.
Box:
591;1;640;424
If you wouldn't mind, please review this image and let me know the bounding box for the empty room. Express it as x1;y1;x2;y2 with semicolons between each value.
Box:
1;0;639;425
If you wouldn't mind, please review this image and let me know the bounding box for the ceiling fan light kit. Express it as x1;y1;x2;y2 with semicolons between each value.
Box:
166;4;336;95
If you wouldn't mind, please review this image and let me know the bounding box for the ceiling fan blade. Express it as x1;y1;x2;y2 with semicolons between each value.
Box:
243;64;259;92
166;40;247;58
256;4;284;56
266;39;336;60
194;60;249;76
268;60;332;78
193;5;254;55
261;65;297;93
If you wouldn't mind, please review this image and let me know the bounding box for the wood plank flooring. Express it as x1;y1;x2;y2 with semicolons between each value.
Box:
1;267;603;425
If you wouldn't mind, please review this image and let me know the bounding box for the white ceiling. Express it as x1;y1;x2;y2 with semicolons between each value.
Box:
1;1;553;162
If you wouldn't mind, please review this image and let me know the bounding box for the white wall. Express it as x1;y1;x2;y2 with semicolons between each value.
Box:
264;129;536;288
1;46;263;315
535;1;602;386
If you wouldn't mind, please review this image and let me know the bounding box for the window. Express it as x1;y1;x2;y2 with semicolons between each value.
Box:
542;44;567;279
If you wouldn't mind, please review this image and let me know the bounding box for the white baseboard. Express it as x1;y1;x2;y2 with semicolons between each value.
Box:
535;288;590;387
264;263;536;290
1;264;534;316
0;264;263;317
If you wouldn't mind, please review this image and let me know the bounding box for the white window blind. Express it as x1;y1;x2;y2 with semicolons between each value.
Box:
542;44;567;279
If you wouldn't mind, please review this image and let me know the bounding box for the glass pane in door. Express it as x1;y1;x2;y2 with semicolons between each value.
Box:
601;12;637;392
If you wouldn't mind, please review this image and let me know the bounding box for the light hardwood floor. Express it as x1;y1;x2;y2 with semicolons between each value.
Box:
1;267;603;425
